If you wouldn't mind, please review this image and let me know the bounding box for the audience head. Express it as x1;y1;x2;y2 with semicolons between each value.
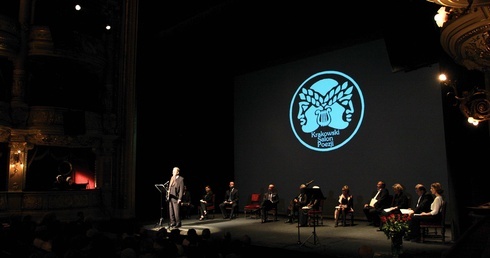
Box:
201;228;211;239
240;234;251;246
187;228;197;236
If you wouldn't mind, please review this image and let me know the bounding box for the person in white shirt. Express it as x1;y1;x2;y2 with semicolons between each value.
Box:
407;182;444;242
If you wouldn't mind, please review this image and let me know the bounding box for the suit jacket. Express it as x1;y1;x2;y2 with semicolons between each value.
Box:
262;190;280;205
373;188;390;211
224;188;239;203
290;192;308;210
202;191;214;207
413;193;434;214
169;176;184;201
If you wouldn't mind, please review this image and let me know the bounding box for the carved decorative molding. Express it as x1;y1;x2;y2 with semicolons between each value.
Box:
0;15;20;57
439;5;490;71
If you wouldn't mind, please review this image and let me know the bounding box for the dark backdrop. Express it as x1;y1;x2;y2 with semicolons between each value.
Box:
233;39;449;220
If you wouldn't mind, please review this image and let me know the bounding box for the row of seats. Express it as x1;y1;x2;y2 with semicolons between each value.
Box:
242;194;350;226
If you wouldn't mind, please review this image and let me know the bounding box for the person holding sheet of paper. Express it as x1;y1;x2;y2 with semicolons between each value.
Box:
378;183;410;230
363;180;390;227
382;183;410;213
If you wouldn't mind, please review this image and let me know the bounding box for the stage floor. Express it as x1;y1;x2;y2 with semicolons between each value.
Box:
143;214;453;258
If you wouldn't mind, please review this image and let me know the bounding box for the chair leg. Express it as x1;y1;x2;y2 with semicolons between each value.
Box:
342;210;346;226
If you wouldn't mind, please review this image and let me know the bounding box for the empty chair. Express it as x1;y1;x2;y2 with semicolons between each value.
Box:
244;193;261;219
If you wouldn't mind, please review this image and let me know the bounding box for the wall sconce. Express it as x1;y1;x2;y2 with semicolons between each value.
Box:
439;73;490;126
10;149;24;177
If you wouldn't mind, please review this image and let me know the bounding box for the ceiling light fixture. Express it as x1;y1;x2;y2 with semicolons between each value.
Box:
439;73;490;126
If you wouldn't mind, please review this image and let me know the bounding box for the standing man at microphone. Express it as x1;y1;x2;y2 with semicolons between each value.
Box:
167;167;184;229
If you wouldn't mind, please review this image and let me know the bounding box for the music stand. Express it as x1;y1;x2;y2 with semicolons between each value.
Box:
300;187;325;247
155;184;166;227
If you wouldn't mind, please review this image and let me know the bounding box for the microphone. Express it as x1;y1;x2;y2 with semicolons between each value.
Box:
163;181;169;186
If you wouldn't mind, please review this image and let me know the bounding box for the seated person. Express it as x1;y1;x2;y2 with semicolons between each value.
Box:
285;183;309;223
363;181;391;227
334;185;354;227
409;184;434;215
406;182;444;242
299;186;322;227
198;185;214;220
219;181;239;219
53;174;67;190
379;183;410;229
382;183;410;214
260;184;279;223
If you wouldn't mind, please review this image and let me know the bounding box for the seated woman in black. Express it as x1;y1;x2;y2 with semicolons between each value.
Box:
198;185;214;220
382;183;410;214
379;183;410;230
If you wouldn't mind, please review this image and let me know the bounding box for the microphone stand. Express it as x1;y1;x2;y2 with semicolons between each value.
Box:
158;190;164;227
300;209;319;247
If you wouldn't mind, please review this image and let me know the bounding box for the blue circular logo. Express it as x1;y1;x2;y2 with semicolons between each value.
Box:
289;71;365;152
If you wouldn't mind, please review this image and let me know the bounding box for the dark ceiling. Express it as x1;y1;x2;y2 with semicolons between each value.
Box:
138;0;442;77
135;0;445;154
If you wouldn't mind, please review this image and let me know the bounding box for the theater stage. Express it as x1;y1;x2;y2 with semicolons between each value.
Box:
143;214;452;258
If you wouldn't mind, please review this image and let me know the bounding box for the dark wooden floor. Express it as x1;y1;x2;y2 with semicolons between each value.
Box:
143;214;453;258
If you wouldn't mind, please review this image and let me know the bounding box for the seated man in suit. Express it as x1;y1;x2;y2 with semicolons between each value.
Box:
363;181;391;227
411;184;434;215
219;181;239;219
260;184;279;223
